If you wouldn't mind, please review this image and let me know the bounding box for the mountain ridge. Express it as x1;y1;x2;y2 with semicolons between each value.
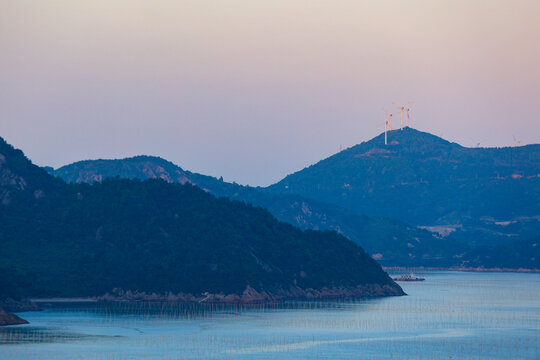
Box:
44;128;540;269
47;154;466;267
268;127;539;247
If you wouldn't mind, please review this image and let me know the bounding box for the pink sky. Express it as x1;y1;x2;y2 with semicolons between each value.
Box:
1;0;539;185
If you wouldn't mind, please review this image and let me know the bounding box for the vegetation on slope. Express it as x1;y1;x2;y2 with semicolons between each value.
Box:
461;236;539;270
268;127;540;246
48;156;467;266
45;128;539;270
0;137;402;300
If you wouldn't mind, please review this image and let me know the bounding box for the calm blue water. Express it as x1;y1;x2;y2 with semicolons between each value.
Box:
1;271;539;359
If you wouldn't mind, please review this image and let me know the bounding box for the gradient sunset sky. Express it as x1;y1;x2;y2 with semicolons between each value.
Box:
1;0;539;185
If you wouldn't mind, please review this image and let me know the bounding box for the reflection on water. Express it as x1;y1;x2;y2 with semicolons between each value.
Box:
1;272;539;359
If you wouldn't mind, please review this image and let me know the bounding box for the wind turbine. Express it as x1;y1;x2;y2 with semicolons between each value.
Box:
513;135;521;147
382;110;392;145
393;103;406;130
405;102;413;127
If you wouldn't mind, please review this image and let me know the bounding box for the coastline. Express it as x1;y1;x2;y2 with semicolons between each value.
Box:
0;282;404;327
29;283;405;306
0;308;28;326
0;298;41;326
383;266;540;273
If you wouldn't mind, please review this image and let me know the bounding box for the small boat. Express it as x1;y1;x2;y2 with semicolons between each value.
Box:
393;273;425;282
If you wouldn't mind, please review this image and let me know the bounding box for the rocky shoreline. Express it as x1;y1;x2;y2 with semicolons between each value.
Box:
383;266;540;273
0;308;28;326
0;298;41;326
92;283;405;304
1;284;404;325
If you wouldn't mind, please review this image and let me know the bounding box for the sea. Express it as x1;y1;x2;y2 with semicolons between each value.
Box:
1;271;539;359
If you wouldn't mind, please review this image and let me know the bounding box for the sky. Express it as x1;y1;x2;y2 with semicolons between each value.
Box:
1;0;539;186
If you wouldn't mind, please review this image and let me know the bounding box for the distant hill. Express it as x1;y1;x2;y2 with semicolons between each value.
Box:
461;236;539;270
48;156;467;266
45;128;540;270
0;136;403;301
268;127;540;247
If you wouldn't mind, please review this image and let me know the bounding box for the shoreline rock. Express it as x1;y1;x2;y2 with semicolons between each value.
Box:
93;283;405;304
0;308;28;326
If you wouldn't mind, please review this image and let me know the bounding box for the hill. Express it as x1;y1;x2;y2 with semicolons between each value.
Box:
461;236;539;270
0;136;403;302
48;156;467;266
268;127;540;247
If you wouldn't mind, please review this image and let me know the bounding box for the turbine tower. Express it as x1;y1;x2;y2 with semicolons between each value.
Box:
513;135;521;147
394;104;406;130
406;102;413;127
384;116;388;145
382;110;392;145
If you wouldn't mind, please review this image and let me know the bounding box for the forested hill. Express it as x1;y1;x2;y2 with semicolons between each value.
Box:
44;129;540;270
0;136;403;301
268;127;540;246
47;156;463;267
47;156;193;185
461;236;540;270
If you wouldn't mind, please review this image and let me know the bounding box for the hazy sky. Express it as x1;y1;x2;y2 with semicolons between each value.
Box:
1;0;539;186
